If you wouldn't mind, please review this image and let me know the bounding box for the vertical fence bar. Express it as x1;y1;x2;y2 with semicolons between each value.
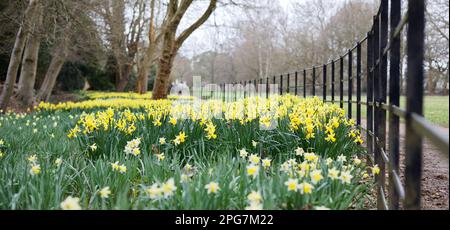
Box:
280;75;284;95
287;74;290;94
373;14;382;209
405;0;425;210
340;57;344;108
389;0;401;210
332;61;335;103
367;31;374;180
378;0;388;210
266;78;269;99
356;42;362;127
222;83;226;102
303;70;307;98
258;79;262;97
312;67;316;96
254;79;257;96
348;50;353;119
295;72;298;96
323;64;327;102
273;76;276;95
240;81;243;99
244;81;247;98
234;82;237;102
251;80;254;97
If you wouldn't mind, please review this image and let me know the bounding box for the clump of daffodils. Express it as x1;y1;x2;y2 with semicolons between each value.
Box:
285;178;299;192
27;154;41;176
246;164;260;178
89;143;97;152
204;122;217;140
111;161;127;174
99;186;112;199
124;138;142;157
54;158;63;168
295;147;305;156
183;163;197;178
29;164;41;176
239;148;248;158
371;165;381;175
159;137;166;145
60;196;82;210
262;158;271;169
145;178;177;200
156;153;165;162
245;191;263;210
248;154;260;164
205;181;220;194
174;131;187;146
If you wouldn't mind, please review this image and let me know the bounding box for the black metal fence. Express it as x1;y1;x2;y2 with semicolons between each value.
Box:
204;0;449;210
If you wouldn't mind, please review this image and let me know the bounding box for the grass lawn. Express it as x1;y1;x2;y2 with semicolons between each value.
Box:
329;96;449;128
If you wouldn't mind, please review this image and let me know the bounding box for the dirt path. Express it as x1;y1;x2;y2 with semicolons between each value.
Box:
361;119;449;210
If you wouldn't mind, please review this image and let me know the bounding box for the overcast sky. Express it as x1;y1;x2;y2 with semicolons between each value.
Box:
179;0;371;57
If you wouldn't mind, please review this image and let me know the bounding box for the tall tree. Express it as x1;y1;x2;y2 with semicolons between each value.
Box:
98;0;147;92
15;0;44;107
136;0;162;94
151;0;217;99
0;0;40;111
35;22;71;102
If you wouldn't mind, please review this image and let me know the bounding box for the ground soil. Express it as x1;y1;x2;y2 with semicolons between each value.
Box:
361;119;449;210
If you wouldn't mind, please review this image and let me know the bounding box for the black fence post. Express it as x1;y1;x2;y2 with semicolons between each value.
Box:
280;75;284;95
220;83;226;102
287;73;290;94
348;50;353;119
405;0;425;210
356;42;362;127
378;0;388;210
234;82;237;102
244;81;247;98
367;31;374;182
332;61;335;103
323;64;327;102
240;81;243;99
312;67;316;96
373;9;384;210
340;57;344;108
266;78;269;99
273;76;276;96
295;72;298;96
303;70;307;98
388;0;401;210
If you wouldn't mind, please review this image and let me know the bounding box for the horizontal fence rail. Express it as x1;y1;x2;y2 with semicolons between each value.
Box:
201;0;449;210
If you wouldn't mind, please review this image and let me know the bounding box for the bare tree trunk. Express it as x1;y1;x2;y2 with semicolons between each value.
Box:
136;0;157;94
35;41;68;102
136;67;149;94
16;1;44;107
0;0;40;112
116;64;132;92
151;0;217;99
152;31;177;99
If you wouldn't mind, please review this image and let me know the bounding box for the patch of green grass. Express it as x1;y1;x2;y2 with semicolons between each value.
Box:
0;97;375;210
325;95;449;128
